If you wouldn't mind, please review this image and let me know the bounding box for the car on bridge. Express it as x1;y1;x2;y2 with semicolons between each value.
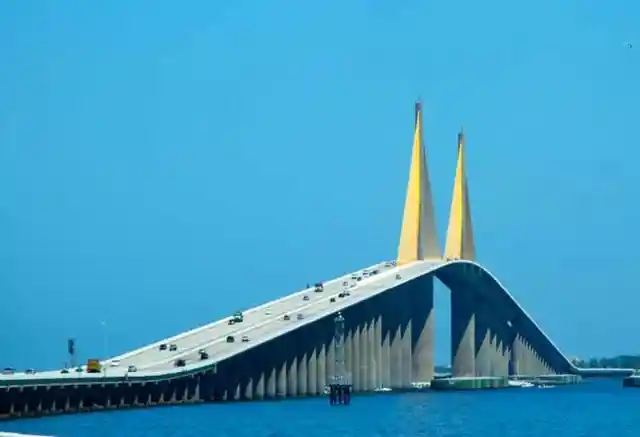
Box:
226;335;235;343
2;367;14;375
169;344;178;352
283;314;291;321
159;343;168;351
297;314;304;320
60;368;69;374
330;297;336;303
175;359;186;367
199;350;209;360
303;295;310;301
127;365;137;372
228;311;244;325
314;283;324;292
242;335;249;342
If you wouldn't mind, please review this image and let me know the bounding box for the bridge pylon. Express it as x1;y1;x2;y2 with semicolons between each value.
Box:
396;101;440;266
444;128;476;261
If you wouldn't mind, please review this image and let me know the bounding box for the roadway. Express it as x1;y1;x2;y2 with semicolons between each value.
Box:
3;258;629;385
0;261;396;382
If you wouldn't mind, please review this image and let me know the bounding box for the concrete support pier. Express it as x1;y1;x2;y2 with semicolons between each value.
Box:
411;276;435;383
451;290;476;377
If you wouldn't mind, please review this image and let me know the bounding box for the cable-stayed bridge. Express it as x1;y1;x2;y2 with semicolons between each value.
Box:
0;102;631;419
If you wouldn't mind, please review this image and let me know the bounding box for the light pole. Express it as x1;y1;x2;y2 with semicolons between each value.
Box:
101;321;108;377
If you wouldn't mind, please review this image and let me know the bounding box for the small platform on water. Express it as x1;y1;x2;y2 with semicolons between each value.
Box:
622;375;640;387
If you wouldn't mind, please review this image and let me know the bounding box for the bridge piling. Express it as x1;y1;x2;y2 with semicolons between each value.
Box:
367;314;376;390
400;286;413;388
389;295;404;388
451;289;476;377
410;275;434;383
316;338;326;394
474;308;491;377
306;336;318;396
351;323;361;392
358;317;369;392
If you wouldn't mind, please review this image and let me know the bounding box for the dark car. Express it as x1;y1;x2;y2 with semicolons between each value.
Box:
128;365;138;372
60;368;69;374
169;344;178;352
199;351;209;360
330;297;336;303
175;359;186;367
338;292;345;298
283;314;291;321
297;313;304;320
226;335;235;343
159;343;168;351
2;367;14;375
25;368;35;375
303;295;310;301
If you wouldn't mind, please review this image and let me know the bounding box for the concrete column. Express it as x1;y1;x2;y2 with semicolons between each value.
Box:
411;276;435;384
277;359;287;398
345;327;353;386
266;366;276;398
307;344;318;396
390;322;403;388
298;350;308;396
489;323;500;376
368;315;376;390
352;325;361;391
519;339;528;376
401;310;412;387
524;342;533;376
359;320;369;392
499;336;508;377
382;316;391;388
317;342;326;392
451;290;476;377
287;353;298;397
500;333;510;377
474;309;491;377
375;315;382;389
244;375;254;400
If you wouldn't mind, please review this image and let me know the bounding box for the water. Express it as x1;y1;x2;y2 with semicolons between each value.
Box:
2;379;638;437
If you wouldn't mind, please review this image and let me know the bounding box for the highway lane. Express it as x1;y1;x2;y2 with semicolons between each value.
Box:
126;262;396;370
144;261;439;372
0;262;393;383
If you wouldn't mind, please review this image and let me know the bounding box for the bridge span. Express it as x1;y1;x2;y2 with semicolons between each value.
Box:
0;102;630;420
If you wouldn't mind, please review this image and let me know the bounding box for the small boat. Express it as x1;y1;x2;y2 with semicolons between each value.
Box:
508;380;534;388
373;387;392;392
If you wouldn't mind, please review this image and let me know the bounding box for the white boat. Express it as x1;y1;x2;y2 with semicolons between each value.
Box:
508;380;535;388
373;387;392;392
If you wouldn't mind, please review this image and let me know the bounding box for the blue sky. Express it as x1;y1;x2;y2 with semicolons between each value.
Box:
1;0;638;368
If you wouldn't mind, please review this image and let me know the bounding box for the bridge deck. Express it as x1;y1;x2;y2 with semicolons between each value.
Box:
1;259;629;388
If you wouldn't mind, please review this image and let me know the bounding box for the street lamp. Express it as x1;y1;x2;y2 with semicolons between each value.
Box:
101;321;108;377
